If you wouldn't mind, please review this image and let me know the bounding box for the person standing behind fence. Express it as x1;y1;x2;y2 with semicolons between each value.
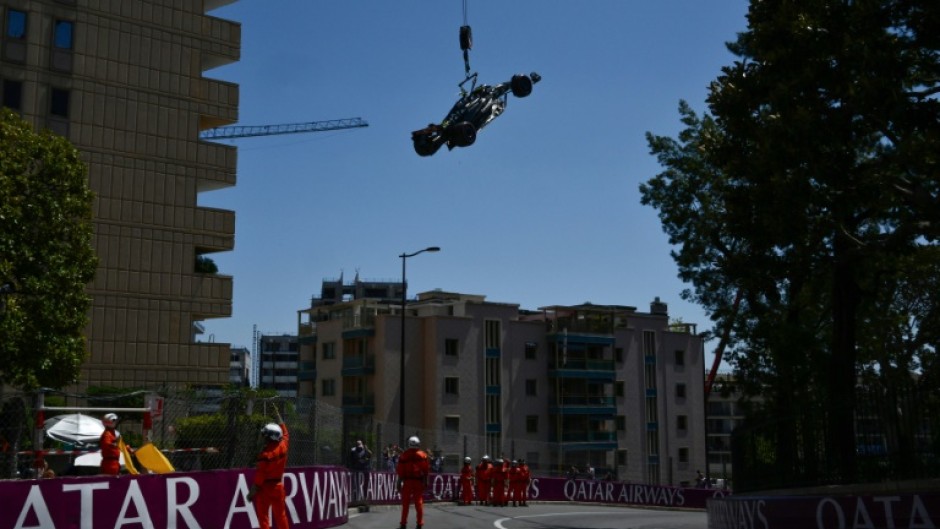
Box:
351;439;372;470
475;455;492;505
349;440;372;505
459;456;474;505
99;413;121;476
248;406;290;529
396;436;429;529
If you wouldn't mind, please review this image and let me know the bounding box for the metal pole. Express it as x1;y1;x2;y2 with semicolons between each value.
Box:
398;246;440;447
400;254;407;447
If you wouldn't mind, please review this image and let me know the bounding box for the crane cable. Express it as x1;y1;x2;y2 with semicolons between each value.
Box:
459;0;473;77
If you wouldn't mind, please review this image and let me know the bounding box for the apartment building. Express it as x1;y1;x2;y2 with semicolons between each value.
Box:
0;0;239;389
229;346;250;387
298;289;706;485
257;334;299;398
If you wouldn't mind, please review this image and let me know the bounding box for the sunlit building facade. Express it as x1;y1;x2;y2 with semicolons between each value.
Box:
298;289;706;486
0;0;240;389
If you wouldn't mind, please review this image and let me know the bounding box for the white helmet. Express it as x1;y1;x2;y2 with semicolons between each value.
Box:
407;436;420;448
103;413;118;426
482;454;490;461
464;457;472;463
261;423;283;442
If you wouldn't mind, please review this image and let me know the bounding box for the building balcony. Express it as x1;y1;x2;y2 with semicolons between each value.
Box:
342;354;375;376
548;358;616;381
549;395;617;416
192;208;235;251
187;273;233;309
545;317;623;335
340;312;376;337
550;429;617;444
342;394;375;415
299;322;317;337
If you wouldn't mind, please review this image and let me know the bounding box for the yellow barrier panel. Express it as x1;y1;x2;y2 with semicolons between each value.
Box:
135;443;175;474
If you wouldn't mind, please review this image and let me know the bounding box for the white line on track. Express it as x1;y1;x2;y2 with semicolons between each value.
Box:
494;511;627;529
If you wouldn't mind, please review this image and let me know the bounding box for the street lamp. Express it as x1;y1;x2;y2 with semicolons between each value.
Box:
399;246;440;444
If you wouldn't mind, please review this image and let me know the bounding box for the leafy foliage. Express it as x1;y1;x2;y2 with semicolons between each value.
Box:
641;0;939;486
0;109;97;390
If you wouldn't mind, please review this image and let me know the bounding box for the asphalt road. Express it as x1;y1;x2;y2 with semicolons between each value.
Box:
347;503;707;529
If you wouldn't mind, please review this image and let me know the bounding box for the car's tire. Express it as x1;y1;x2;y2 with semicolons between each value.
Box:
413;134;443;156
510;74;533;98
450;122;477;147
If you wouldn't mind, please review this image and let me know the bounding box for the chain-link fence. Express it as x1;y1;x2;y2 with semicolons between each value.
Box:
1;388;623;483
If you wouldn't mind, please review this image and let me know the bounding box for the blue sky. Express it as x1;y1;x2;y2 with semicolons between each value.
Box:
200;1;750;370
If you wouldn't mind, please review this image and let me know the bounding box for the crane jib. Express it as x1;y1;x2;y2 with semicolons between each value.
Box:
199;118;369;140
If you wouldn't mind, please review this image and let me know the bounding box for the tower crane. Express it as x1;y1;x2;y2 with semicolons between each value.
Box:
199;117;368;140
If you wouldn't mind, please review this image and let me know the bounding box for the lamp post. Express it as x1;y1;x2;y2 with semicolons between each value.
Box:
399;246;440;445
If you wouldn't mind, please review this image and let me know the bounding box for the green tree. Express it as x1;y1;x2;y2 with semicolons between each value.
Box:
0;109;97;389
641;0;938;486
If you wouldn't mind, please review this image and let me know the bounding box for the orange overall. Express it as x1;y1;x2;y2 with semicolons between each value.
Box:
99;429;121;476
459;463;474;505
475;461;491;505
396;448;430;527
508;465;525;505
490;464;507;506
254;423;290;529
519;464;531;505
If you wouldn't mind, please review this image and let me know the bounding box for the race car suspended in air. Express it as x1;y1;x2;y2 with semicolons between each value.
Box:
411;71;541;157
410;2;541;157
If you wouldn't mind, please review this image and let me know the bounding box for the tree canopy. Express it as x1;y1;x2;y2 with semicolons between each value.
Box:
0;109;97;390
641;0;938;486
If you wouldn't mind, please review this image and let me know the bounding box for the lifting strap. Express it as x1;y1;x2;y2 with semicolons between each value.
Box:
460;0;472;76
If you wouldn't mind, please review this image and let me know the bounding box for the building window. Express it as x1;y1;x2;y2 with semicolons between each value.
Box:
322;342;335;360
485;357;500;386
444;376;459;395
50;88;69;117
676;383;686;399
6;10;27;39
53;20;73;49
615;381;624;397
525;379;537;396
677;415;688;431
678;447;689;464
485;320;500;349
444;338;459;356
524;341;537;359
525;415;538;434
675;349;685;366
616;415;626;432
643;330;656;356
444;416;460;433
322;379;336;397
2;80;23;110
615;347;624;363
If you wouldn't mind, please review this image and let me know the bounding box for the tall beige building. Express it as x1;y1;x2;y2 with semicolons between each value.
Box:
298;289;706;485
1;0;239;388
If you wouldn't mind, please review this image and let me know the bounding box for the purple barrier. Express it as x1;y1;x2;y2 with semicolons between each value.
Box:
358;471;726;509
707;493;940;529
0;466;349;529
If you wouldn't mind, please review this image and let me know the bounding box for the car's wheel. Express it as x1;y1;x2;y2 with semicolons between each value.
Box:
510;74;533;98
450;122;477;147
413;134;443;156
